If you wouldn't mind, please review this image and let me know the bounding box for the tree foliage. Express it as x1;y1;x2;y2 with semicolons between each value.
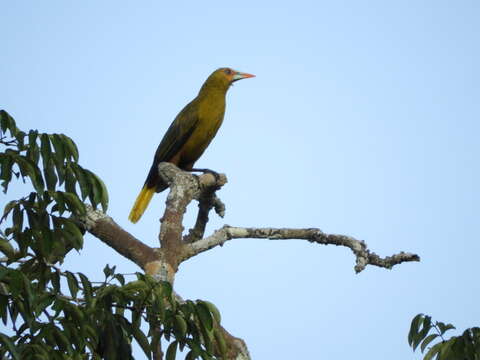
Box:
0;110;224;359
408;313;480;360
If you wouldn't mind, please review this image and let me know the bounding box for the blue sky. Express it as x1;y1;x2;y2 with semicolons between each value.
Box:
1;1;479;359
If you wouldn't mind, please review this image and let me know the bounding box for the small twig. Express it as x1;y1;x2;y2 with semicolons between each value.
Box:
0;136;18;147
184;192;224;243
182;170;227;243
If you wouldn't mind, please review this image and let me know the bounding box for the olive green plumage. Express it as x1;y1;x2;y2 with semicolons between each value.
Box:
129;67;254;223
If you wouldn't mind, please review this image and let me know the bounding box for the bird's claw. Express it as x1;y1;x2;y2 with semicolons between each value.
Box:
191;168;221;183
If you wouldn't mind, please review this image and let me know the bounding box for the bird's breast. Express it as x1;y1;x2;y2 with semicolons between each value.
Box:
179;95;226;166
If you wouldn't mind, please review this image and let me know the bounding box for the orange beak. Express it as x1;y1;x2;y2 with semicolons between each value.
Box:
232;70;255;82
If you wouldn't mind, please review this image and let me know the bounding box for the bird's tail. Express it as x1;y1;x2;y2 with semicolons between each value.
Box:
129;186;155;223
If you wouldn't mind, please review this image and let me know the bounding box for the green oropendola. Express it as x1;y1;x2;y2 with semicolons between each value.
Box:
129;67;255;223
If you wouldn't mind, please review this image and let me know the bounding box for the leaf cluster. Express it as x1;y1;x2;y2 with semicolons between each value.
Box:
0;264;223;359
0;111;225;359
164;299;225;360
1;110;108;264
408;313;480;360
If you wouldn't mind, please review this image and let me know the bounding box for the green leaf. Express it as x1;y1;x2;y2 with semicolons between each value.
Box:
65;303;84;323
115;304;125;317
424;340;443;360
53;327;73;353
9;298;21;324
408;314;424;348
33;294;54;317
12;204;24;232
103;264;116;278
412;316;432;351
7;270;26;297
0;154;13;193
43;158;58;191
40;134;52;166
420;333;439;353
162;281;173;299
121;280;148;295
132;325;152;360
28;130;38;147
1;200;17;222
62;192;86;216
462;333;477;359
84;170;108;209
114;273;125;286
26;130;40;165
64;166;77;195
439;338;455;359
22;271;34;302
78;272;92;301
15;155;33;177
196;301;213;331
452;335;466;358
437;321;455;335
185;341;202;360
0;294;8;325
214;326;227;357
52;191;66;215
185;351;196;360
200;352;213;360
65;271;79;298
51;269;61;293
95;173;109;212
60;134;79;162
29;349;49;360
49;134;66;184
15;131;26;149
0;110;12;134
0;333;21;360
13;154;44;193
71;164;89;201
84;323;99;343
152;287;165;321
132;305;142;329
174;315;188;339
0;111;18;137
199;300;221;324
165;341;178;360
0;238;15;258
62;219;84;250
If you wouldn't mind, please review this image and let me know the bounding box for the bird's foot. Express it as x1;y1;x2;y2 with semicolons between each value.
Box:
190;168;221;182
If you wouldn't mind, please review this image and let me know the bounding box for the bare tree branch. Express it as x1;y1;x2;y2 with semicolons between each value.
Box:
80;206;161;273
184;188;225;243
80;162;420;359
183;226;420;272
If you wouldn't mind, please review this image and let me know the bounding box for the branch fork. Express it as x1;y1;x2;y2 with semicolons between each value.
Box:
81;162;420;359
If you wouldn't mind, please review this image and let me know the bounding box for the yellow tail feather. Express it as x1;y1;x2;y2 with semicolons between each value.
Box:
129;186;155;223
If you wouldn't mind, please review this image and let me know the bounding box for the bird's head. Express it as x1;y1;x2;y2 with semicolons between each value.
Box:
219;67;255;83
201;67;255;93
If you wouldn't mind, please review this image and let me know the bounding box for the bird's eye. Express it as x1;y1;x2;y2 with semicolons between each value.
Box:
224;68;232;75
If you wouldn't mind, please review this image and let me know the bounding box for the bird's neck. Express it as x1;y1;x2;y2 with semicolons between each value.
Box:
198;82;230;99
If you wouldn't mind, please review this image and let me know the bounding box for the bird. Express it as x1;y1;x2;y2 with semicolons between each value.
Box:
128;67;255;223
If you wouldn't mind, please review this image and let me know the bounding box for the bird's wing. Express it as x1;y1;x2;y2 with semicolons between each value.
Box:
153;102;199;163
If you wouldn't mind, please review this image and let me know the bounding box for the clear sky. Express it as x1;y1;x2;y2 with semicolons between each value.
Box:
1;1;479;359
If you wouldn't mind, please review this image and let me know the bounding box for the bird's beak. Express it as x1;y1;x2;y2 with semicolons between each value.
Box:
232;71;255;82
